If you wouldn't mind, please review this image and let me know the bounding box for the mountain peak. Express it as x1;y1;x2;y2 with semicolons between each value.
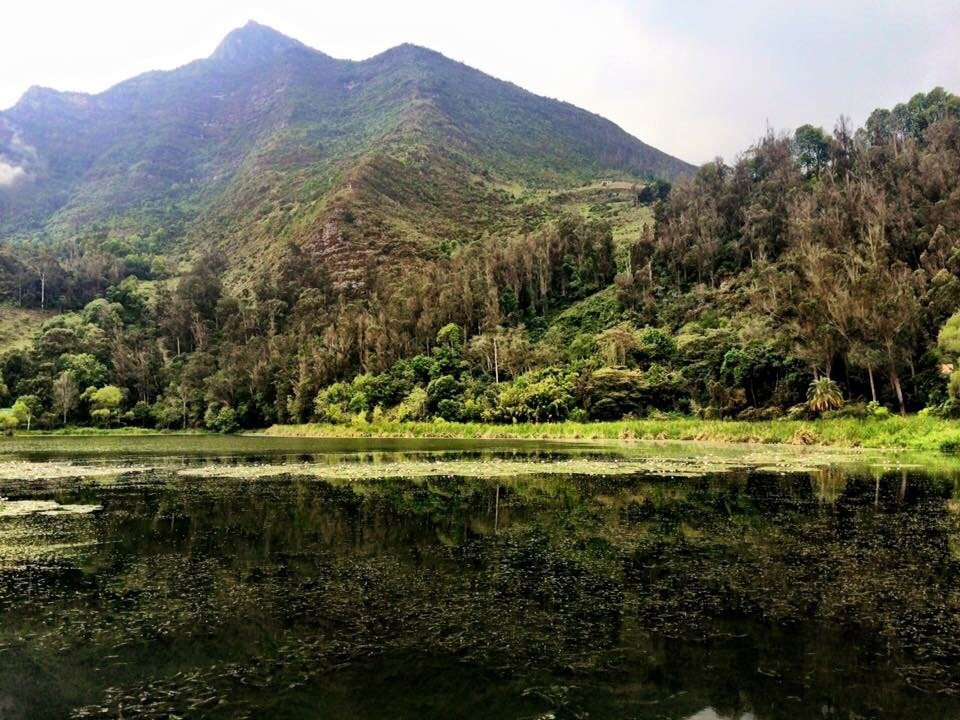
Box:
211;21;305;65
12;85;92;113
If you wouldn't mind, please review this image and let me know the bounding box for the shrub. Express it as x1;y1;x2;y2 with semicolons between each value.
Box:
806;378;843;414
436;398;464;421
205;405;238;433
314;382;352;423
426;375;461;413
390;387;429;422
583;365;686;420
0;410;19;436
491;369;576;422
939;436;960;454
130;401;155;427
409;355;439;384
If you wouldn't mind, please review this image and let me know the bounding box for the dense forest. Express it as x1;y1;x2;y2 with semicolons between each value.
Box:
1;88;959;431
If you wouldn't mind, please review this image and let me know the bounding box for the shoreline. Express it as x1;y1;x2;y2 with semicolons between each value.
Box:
258;416;960;453
8;416;960;454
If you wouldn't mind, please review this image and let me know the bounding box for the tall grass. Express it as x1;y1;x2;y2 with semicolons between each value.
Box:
261;416;960;451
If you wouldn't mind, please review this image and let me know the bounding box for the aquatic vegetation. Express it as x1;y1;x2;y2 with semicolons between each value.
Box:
2;440;960;718
0;499;102;517
173;448;894;482
0;461;153;481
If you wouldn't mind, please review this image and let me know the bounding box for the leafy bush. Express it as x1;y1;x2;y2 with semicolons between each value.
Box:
205;404;239;433
426;375;461;412
582;365;686;420
0;410;19;435
436;398;464;421
314;382;352;423
806;378;843;414
490;369;576;422
390;387;429;422
939;435;960;454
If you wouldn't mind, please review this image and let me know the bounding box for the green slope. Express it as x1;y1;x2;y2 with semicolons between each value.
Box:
0;21;692;286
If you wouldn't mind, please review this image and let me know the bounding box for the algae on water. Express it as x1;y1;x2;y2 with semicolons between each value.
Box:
0;500;103;517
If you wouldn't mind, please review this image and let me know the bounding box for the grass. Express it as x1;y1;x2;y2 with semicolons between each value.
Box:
20;426;206;436
261;415;960;452
0;306;55;351
10;415;960;454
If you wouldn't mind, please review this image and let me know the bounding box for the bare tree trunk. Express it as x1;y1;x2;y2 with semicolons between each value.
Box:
890;371;906;417
867;366;877;404
493;336;499;384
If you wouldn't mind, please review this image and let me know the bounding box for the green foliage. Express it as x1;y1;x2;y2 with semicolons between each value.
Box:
59;353;107;389
314;382;352;424
0;408;20;435
583;366;686;420
807;378;844;414
435;324;463;350
435;398;464;422
490;368;576;422
2;85;958;431
105;277;148;325
11;395;42;431
939;436;960;454
87;385;124;411
390;387;429;422
426;375;461;413
793;124;831;176
205;404;239;434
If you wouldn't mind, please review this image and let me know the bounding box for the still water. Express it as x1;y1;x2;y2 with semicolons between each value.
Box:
1;436;960;719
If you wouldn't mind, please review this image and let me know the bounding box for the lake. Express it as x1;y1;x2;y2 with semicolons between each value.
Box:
1;435;960;719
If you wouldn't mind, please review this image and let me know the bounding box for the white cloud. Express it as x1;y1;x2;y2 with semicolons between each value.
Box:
0;160;26;186
0;0;957;163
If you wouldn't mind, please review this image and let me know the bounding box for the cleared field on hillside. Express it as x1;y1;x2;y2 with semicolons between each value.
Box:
0;306;52;351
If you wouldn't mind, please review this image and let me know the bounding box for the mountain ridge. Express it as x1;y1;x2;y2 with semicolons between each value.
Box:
0;22;693;287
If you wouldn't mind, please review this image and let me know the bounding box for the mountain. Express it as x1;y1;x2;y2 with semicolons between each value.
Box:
0;21;692;284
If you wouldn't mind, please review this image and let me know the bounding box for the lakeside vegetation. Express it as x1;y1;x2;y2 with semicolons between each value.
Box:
2;89;959;437
263;415;960;452
5;414;960;455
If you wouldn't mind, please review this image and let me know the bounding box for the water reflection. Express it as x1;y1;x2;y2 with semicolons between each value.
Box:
0;443;959;719
687;711;756;720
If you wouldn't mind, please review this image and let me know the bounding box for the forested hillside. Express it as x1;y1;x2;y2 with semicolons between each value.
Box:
0;22;690;293
1;68;958;429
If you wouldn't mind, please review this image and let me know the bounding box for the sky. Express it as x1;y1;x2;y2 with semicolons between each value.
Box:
1;0;958;164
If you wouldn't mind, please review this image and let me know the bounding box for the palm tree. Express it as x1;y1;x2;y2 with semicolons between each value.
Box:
807;378;844;414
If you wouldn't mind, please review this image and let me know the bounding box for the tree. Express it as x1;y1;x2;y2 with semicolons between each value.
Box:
59;353;107;389
204;404;239;433
11;395;42;431
807;378;844;414
86;385;124;426
937;311;960;400
0;409;19;436
491;368;575;422
426;375;461;413
597;323;638;366
793;124;831;177
52;371;79;426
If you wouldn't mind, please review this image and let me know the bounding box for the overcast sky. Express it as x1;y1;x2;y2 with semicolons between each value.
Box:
2;0;958;164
